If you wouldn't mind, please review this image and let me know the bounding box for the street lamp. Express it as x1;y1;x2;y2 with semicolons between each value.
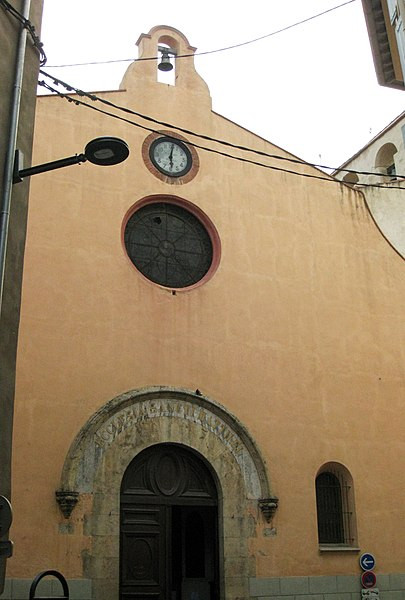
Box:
13;136;130;183
0;134;129;578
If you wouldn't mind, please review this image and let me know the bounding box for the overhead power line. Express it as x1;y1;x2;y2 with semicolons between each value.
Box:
0;0;47;65
46;0;356;68
37;78;404;191
39;69;405;183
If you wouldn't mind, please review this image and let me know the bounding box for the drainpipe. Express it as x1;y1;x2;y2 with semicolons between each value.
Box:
0;0;32;310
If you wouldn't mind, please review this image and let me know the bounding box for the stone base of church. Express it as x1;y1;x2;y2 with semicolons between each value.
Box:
3;574;405;600
1;578;92;600
250;574;405;600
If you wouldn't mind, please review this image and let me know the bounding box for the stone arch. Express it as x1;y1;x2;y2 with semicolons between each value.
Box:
375;142;398;168
146;25;196;52
375;142;398;178
57;387;275;600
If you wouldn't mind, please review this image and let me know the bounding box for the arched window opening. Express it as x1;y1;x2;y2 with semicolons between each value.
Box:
343;172;359;186
315;463;357;546
375;142;398;180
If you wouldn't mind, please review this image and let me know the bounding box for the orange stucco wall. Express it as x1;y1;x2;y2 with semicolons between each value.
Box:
10;26;405;582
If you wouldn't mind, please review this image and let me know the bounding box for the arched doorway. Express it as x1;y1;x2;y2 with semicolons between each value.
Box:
57;387;274;600
120;443;219;600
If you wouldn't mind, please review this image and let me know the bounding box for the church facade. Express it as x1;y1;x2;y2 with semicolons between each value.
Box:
4;26;405;600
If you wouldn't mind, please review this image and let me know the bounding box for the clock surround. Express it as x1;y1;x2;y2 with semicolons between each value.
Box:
142;130;200;184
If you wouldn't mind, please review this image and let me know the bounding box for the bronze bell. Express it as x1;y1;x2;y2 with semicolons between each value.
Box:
158;49;173;72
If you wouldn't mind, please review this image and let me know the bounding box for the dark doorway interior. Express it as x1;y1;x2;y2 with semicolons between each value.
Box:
120;444;219;600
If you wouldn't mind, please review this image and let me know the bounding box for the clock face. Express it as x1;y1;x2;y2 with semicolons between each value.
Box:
150;137;192;177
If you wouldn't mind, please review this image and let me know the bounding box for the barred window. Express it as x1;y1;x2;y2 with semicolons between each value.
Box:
315;463;357;547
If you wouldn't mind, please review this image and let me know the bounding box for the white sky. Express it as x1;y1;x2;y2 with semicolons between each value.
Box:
38;0;405;170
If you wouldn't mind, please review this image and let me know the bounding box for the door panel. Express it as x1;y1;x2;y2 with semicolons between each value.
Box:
121;505;167;600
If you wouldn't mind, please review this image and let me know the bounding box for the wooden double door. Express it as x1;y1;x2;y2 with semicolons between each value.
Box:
120;444;219;600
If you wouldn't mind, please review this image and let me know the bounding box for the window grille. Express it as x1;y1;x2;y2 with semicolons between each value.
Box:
315;468;355;545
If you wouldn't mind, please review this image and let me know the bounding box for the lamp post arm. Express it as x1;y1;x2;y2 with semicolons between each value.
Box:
13;153;87;183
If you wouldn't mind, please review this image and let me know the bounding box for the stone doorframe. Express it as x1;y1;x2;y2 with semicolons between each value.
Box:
57;387;276;600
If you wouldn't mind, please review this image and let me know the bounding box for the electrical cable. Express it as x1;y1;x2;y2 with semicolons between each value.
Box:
0;0;47;65
46;0;356;68
37;79;405;191
39;69;405;182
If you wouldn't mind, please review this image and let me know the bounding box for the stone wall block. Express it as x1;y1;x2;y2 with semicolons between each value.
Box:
337;576;360;593
92;578;117;600
225;537;249;557
224;557;250;578
51;579;92;600
222;516;247;537
390;575;405;590
326;593;351;600
379;592;404;600
377;575;391;590
280;577;310;595
90;511;119;536
224;575;249;600
249;576;281;596
12;579;38;600
92;535;119;559
295;595;324;600
86;556;118;581
2;578;11;599
309;576;338;594
257;596;294;600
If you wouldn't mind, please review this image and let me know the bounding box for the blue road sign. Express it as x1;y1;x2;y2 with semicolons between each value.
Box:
360;553;376;571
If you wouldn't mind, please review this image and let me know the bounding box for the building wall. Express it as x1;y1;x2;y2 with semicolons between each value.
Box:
0;0;43;594
6;25;405;600
386;0;405;83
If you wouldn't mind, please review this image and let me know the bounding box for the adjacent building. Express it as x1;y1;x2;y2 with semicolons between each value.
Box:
4;25;405;600
0;0;44;593
333;110;405;258
362;0;405;89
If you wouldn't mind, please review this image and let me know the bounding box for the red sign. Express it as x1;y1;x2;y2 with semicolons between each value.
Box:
361;571;377;588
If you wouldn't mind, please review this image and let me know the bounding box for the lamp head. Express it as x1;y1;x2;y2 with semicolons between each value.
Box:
84;137;129;166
